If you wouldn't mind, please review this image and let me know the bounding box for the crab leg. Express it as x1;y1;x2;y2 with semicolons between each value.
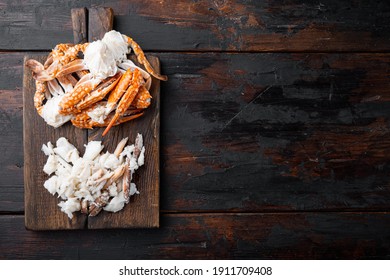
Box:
123;134;143;202
89;191;109;217
34;80;46;115
123;35;168;81
66;74;78;87
101;110;144;127
74;73;93;88
76;72;122;111
26;59;53;81
80;199;89;214
57;75;76;93
104;68;133;115
56;59;88;77
132;85;152;109
72;108;144;129
59;77;101;114
102;69;142;136
118;59;152;90
114;137;129;158
43;53;53;69
122;158;131;203
75;70;89;79
47;78;64;97
104;164;126;189
89;164;127;216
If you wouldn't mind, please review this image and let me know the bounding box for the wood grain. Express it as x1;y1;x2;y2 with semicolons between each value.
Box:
0;53;24;212
88;7;113;42
71;8;88;44
0;0;389;51
159;52;390;212
1;52;388;213
23;55;87;230
1;213;390;259
2;1;390;260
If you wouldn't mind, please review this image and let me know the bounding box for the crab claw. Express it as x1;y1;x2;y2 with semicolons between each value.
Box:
59;77;102;114
102;69;142;136
76;72;122;111
26;59;53;81
56;59;88;77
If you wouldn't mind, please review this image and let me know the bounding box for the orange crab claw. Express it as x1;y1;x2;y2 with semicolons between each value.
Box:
59;78;101;114
76;72;122;111
102;69;142;136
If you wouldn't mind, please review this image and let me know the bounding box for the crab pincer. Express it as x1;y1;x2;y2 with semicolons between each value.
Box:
102;69;143;136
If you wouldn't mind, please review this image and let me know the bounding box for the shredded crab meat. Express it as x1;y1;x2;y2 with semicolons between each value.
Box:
41;134;145;218
87;103;107;124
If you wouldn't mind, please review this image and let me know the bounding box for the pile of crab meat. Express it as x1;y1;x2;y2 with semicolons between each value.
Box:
26;30;167;136
41;133;145;218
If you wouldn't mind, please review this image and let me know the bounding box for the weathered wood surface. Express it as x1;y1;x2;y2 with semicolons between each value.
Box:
22;54;160;229
0;53;27;213
88;7;113;42
1;213;390;259
2;1;390;258
71;8;88;44
159;52;390;212
1;0;390;51
4;52;388;213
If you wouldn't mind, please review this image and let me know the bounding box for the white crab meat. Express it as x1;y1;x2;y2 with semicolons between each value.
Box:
41;134;145;219
43;154;58;175
41;142;55;156
102;30;129;62
129;183;140;196
83;40;117;79
87;103;107;124
83;30;129;80
43;175;59;195
138;146;145;167
103;153;120;170
41;95;72;128
83;141;104;161
103;191;126;212
58;197;81;219
53;137;80;163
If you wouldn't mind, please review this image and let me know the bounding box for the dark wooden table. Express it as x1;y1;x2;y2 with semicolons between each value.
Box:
1;0;390;259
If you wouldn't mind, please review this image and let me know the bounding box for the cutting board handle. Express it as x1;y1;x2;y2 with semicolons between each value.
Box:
71;7;114;44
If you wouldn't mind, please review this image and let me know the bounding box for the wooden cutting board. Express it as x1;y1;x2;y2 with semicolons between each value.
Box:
23;54;160;230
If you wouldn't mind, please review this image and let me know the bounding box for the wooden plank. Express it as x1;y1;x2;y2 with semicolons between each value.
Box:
23;55;87;230
159;52;390;211
85;6;159;229
3;52;389;213
1;213;390;259
88;7;113;42
1;0;390;51
0;53;24;212
87;56;160;229
71;8;88;44
22;53;160;229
